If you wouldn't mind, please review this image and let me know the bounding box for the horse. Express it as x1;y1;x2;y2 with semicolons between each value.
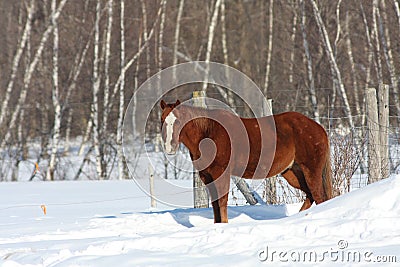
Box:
160;100;332;223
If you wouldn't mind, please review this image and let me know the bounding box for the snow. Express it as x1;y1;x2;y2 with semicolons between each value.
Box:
1;176;400;266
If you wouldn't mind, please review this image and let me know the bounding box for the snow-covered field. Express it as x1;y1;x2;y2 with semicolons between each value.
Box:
1;176;399;266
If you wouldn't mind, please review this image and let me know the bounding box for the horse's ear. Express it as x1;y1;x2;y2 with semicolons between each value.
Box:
160;100;167;109
175;100;181;106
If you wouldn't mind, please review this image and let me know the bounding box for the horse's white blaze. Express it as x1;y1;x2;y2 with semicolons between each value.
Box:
165;112;177;153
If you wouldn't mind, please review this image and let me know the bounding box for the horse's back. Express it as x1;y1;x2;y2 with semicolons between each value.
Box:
275;111;327;138
274;111;329;166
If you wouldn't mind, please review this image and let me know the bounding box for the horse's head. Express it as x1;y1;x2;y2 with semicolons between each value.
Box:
160;99;181;155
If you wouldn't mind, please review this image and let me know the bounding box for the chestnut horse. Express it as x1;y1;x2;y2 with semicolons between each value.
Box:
160;100;332;223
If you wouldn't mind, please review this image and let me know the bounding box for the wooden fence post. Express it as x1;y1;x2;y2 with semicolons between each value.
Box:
378;84;389;178
192;91;209;208
367;88;382;184
148;164;156;208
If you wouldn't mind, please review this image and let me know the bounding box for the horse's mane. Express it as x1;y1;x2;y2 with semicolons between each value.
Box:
181;105;215;134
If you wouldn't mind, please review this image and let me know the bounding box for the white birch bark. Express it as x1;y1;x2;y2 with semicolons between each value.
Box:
394;0;400;31
79;119;92;156
300;0;319;122
0;0;35;127
289;0;298;85
173;0;185;80
46;0;62;181
117;0;126;180
263;0;274;96
2;0;68;148
103;0;113;135
140;0;151;79
202;0;222;91
103;1;163;122
372;0;383;84
92;0;105;180
158;0;167;73
360;2;373;91
333;0;342;56
345;10;360;115
220;0;234;107
379;0;399;116
132;32;142;140
310;0;354;129
109;3;163;101
220;0;228;66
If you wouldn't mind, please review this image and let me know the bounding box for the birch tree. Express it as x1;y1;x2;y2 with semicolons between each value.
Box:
102;0;114;136
1;0;68;148
202;0;222;91
300;0;319;122
371;0;383;84
172;0;185;80
0;0;35;128
345;10;361;116
220;0;234;107
92;0;106;180
379;0;399;117
263;0;274;96
117;0;126;180
360;2;374;93
288;0;298;85
141;0;151;79
46;0;62;181
310;0;354;129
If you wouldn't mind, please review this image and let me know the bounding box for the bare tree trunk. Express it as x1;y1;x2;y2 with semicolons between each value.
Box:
132;33;142;140
360;2;373;91
2;0;68;148
372;0;383;84
102;0;113;136
220;0;235;107
289;0;298;85
173;0;185;79
79;119;92;156
395;0;400;31
0;0;35;128
345;10;360;116
333;0;343;57
158;0;167;73
117;0;126;180
46;0;62;181
202;0;222;91
393;0;400;117
310;0;354;129
300;0;319;122
65;36;92;154
141;0;151;79
263;0;274;96
92;0;106;180
379;0;400;117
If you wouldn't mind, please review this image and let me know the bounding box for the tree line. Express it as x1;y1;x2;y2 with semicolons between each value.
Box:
0;0;399;181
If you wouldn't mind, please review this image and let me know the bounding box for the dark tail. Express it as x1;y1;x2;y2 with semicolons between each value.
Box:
322;144;333;200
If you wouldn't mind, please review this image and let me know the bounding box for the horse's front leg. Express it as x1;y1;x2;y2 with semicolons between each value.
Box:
207;168;230;223
198;171;223;223
217;192;229;223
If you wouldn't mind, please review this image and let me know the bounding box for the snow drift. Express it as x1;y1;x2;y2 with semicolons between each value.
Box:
1;176;399;266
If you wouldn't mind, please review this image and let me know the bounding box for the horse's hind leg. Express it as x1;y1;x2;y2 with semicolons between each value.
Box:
281;164;314;211
299;164;326;205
